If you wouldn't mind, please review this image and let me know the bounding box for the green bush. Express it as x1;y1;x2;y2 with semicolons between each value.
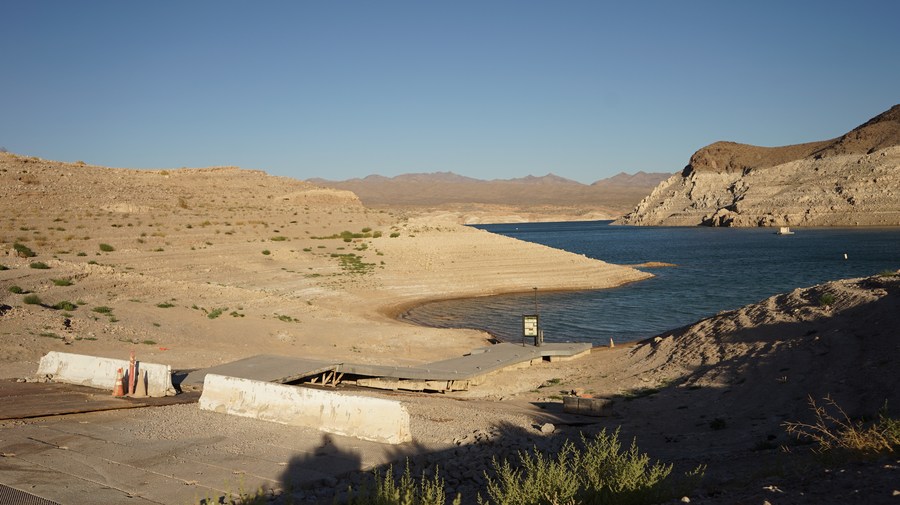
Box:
479;430;699;505
156;302;175;308
13;242;36;258
261;249;271;255
0;264;9;271
53;300;77;311
29;262;50;269
270;236;288;241
818;293;835;307
331;253;375;274
99;243;115;252
23;294;42;305
52;278;73;286
390;232;401;238
207;307;226;319
92;306;113;315
8;285;24;294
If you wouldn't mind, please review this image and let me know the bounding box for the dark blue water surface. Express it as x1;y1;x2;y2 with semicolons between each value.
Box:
402;222;900;345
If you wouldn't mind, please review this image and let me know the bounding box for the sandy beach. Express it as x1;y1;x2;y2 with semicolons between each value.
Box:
1;153;897;504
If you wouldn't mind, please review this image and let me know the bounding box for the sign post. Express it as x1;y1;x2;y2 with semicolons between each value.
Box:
523;314;539;347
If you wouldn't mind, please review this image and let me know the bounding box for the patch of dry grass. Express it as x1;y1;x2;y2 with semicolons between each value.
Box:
783;395;899;456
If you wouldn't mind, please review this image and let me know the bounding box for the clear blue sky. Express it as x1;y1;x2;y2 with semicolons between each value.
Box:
2;1;898;183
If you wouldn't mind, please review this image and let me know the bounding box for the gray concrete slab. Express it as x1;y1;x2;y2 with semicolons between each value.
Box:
0;403;410;504
1;432;217;504
339;342;592;381
182;343;591;389
181;354;339;389
0;457;160;505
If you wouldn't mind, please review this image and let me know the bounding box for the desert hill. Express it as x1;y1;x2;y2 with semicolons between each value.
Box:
0;151;649;375
616;104;900;226
309;171;670;223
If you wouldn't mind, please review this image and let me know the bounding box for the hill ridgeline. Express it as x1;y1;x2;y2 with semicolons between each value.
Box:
615;105;900;227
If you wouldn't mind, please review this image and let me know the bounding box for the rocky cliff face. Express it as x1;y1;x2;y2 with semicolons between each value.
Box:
616;105;900;227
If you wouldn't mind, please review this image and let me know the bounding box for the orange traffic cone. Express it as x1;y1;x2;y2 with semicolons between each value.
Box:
112;367;125;397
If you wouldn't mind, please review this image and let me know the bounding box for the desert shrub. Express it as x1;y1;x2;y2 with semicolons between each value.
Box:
390;232;401;238
331;253;375;274
52;278;73;286
99;243;115;252
13;242;36;257
8;285;25;294
784;395;900;456
53;300;77;311
207;307;226;319
818;293;835;307
261;249;271;255
373;230;383;238
479;429;698;505
23;294;42;305
156;302;175;308
92;306;113;315
29;261;50;269
270;236;288;241
0;264;9;270
345;461;459;505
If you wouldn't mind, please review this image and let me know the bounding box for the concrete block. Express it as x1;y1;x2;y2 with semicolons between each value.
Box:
563;396;612;417
199;374;412;444
36;351;176;397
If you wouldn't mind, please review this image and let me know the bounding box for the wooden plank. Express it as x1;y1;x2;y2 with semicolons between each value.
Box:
0;379;199;420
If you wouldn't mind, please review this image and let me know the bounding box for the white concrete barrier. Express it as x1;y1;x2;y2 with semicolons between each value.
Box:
36;351;176;397
199;374;412;444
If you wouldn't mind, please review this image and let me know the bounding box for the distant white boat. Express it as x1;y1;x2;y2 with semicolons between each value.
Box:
776;226;794;235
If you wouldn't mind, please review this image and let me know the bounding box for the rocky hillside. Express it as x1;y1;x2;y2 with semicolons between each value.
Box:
309;171;670;220
616;105;900;226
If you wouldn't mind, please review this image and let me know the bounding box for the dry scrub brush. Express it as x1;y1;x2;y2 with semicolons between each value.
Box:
783;395;900;456
345;462;461;505
478;429;702;505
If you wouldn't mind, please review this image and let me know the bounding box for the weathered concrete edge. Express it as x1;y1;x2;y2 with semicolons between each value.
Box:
198;374;412;444
36;351;176;397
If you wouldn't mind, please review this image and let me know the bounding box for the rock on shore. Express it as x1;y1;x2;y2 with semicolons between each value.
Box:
616;104;900;227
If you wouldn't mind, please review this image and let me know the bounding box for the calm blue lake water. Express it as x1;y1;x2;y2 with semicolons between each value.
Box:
402;222;900;345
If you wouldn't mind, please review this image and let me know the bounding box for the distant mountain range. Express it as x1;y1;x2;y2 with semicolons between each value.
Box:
308;171;670;214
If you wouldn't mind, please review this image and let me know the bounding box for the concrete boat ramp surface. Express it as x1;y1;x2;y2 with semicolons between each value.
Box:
0;343;591;504
181;342;591;391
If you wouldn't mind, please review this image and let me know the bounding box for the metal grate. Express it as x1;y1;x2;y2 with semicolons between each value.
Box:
0;484;62;505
